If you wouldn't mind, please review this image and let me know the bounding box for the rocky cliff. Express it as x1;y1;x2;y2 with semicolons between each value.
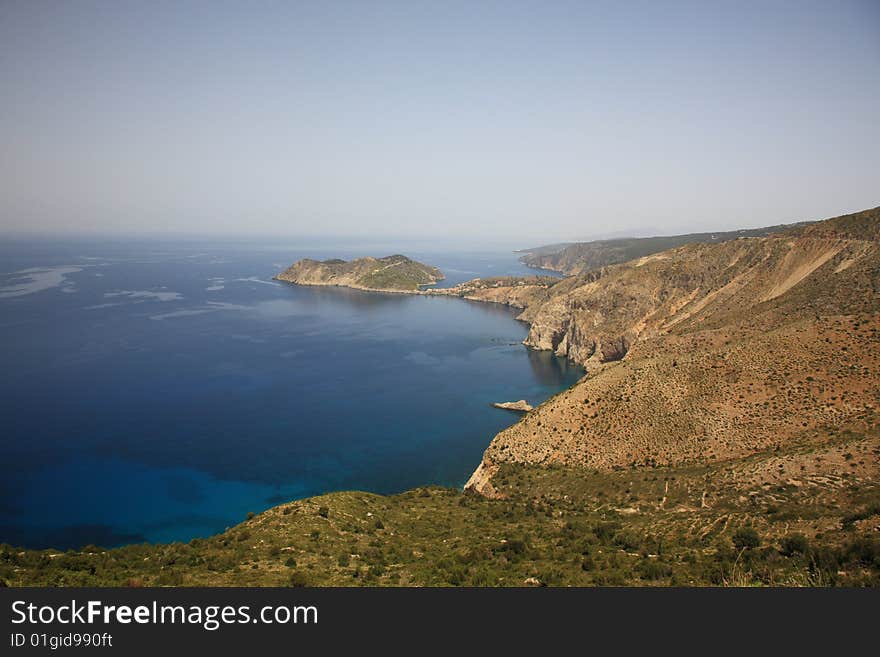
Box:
467;206;880;494
275;254;444;292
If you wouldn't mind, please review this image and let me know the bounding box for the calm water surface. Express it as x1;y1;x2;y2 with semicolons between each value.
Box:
0;239;579;548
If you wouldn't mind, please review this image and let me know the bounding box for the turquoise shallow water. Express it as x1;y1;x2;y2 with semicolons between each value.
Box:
0;239;580;549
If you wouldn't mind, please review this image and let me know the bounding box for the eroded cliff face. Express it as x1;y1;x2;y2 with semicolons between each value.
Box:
521;224;878;368
466;207;880;493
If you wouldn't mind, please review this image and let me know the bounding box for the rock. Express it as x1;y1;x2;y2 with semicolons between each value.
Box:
463;460;503;499
523;577;544;587
492;400;533;412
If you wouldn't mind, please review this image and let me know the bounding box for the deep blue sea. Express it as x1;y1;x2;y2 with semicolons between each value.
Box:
0;238;581;549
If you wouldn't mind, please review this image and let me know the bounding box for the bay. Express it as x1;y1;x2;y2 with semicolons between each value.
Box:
0;238;581;548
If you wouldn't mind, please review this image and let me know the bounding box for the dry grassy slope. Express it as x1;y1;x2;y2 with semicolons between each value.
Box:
467;207;880;492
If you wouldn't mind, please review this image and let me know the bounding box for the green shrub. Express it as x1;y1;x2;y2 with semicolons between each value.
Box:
288;571;309;587
594;521;620;542
844;537;880;567
780;533;809;557
592;570;628;586
613;530;642;552
732;527;760;551
317;506;329;518
637;559;673;581
497;537;528;556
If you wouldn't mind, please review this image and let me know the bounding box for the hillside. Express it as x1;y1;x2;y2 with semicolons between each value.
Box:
465;206;880;486
520;222;811;275
275;254;444;292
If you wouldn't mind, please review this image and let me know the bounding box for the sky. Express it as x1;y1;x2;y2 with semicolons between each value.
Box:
1;1;878;245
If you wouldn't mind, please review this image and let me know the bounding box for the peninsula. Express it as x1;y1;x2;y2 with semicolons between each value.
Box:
275;254;444;292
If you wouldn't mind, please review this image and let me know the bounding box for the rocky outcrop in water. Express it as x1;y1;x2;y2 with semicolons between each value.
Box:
492;400;533;412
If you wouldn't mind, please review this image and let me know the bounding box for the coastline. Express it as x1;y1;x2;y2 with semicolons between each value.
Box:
271;275;429;295
518;261;567;275
272;275;553;311
273;275;584;497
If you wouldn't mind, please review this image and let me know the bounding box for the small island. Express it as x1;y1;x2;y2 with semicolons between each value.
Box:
275;254;444;292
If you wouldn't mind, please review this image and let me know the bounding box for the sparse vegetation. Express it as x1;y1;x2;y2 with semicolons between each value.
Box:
3;439;877;587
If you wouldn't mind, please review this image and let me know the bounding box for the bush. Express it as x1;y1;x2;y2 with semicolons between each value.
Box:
288;572;309;587
317;506;329;518
780;533;809;557
844;537;880;567
594;521;620;542
284;557;297;568
613;530;642;552
638;559;673;581
592;570;628;586
497;537;528;560
732;527;760;551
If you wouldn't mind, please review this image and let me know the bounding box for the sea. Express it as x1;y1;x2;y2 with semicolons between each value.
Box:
0;237;582;549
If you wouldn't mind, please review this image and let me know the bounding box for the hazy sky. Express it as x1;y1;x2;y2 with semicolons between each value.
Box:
1;1;878;244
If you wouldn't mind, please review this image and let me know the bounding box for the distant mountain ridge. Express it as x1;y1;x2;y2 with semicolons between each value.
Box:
520;221;814;275
275;254;444;292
